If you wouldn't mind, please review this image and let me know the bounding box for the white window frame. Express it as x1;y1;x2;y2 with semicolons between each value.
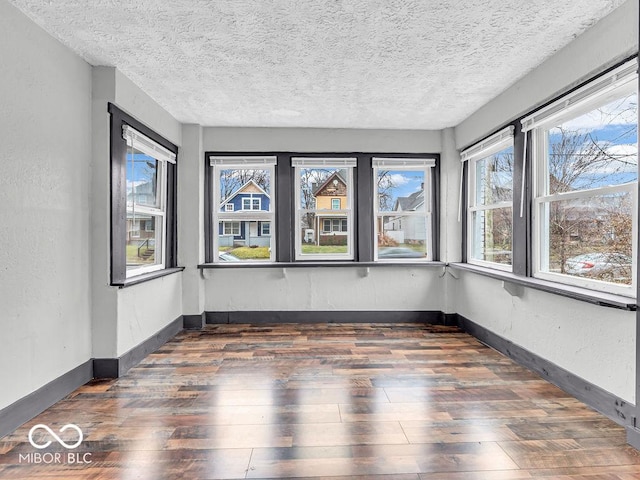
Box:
124;125;174;277
223;221;241;236
524;59;638;295
331;198;341;210
293;157;356;260
372;157;436;262
261;222;271;236
462;126;514;272
225;204;234;212
210;156;276;262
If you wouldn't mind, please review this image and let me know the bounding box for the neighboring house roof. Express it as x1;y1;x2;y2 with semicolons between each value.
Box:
220;179;270;209
394;188;424;211
313;171;347;196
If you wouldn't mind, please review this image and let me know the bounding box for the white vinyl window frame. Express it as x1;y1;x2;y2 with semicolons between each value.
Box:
372;157;436;262
210;156;277;263
124;125;174;277
462;126;515;272
293;157;356;261
524;59;638;295
260;222;271;236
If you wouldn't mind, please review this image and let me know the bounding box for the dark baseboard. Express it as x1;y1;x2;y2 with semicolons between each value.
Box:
457;314;635;428
627;426;640;449
206;310;458;325
94;315;183;378
0;359;93;439
184;312;206;330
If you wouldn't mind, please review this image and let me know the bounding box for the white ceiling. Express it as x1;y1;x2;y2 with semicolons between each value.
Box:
9;0;626;129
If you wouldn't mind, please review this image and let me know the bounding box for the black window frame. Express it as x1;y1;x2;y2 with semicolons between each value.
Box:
204;151;440;264
109;103;181;287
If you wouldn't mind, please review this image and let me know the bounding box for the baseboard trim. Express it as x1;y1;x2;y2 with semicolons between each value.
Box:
0;359;93;439
457;314;635;428
94;315;183;378
206;310;458;325
184;312;206;330
627;426;640;449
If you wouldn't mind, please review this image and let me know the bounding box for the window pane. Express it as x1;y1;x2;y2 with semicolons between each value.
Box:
217;221;271;262
377;170;425;212
299;214;348;255
475;147;513;205
471;208;512;265
218;168;271;211
377;214;427;259
126;214;162;270
127;147;159;208
546;93;638;194
299;168;349;209
540;192;633;284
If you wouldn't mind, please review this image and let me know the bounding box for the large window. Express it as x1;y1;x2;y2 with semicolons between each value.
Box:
523;60;637;294
462;127;514;270
109;104;178;285
373;158;435;261
210;156;276;263
293;158;356;260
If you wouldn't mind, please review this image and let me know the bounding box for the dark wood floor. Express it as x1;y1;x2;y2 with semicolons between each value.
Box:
1;323;639;479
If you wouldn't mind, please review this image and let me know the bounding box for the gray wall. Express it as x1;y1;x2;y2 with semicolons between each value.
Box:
0;1;93;410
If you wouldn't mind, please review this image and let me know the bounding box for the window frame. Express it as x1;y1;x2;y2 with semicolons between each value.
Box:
209;156;277;263
204;152;440;265
372;158;436;262
463;127;515;272
108;103;179;286
529;76;638;296
293;157;356;261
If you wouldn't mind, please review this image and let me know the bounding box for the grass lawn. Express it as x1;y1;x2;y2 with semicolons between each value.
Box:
301;245;348;254
229;246;271;259
126;244;154;264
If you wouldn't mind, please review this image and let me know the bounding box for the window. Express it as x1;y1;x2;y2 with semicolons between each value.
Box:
109;104;178;284
210;156;276;262
462;127;514;270
373;158;435;261
523;59;637;294
293;158;356;260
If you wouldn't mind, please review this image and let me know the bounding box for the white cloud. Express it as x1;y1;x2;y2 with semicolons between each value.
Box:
389;173;411;186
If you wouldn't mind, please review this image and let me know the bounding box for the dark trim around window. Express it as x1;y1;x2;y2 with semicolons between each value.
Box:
108;103;179;286
204;151;440;265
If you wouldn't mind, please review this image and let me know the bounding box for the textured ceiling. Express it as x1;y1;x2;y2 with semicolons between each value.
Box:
8;0;626;129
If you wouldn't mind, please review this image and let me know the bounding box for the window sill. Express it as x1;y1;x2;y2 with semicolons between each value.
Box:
198;261;446;269
448;263;636;311
113;267;185;288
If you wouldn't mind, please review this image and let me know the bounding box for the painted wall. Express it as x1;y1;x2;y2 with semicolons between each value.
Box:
91;66;184;358
204;127;441;153
448;272;636;403
203;127;444;313
0;1;93;409
204;267;444;312
446;3;638;403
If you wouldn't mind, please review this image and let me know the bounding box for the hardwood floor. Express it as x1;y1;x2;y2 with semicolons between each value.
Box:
1;323;639;479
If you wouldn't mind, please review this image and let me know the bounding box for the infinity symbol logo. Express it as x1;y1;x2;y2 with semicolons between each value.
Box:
28;424;83;450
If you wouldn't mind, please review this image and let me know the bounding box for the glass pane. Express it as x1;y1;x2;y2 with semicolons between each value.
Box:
218;169;271;211
299;214;349;256
540;192;633;284
126;213;162;271
475;147;513;205
546;92;638;194
376;170;425;212
471;208;512;265
377;214;427;259
126;147;159;208
299;168;349;210
217;221;271;262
